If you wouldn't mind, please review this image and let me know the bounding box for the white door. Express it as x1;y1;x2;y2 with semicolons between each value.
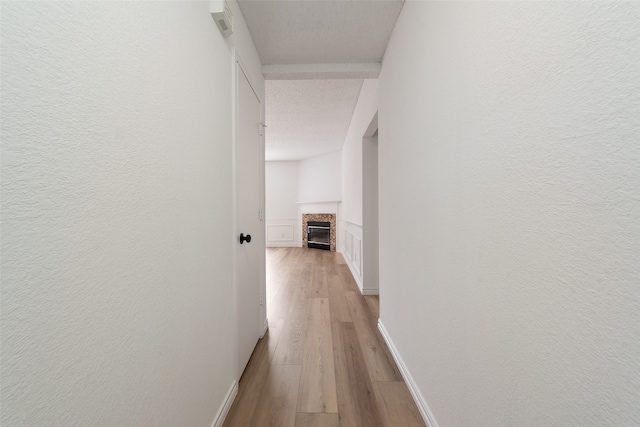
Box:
236;63;263;378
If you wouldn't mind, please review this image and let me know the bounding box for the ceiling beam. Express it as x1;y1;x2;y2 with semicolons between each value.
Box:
262;63;381;80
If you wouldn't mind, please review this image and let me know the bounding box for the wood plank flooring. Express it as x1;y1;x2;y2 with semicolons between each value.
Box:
223;247;425;427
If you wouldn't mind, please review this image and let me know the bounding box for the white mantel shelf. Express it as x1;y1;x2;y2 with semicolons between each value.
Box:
296;200;341;204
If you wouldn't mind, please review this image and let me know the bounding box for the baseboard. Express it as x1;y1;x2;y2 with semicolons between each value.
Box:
210;380;238;427
378;320;439;427
362;288;379;296
260;318;269;338
266;242;300;248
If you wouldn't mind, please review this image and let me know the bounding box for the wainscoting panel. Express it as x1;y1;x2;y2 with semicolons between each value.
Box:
266;219;301;247
351;235;362;275
267;224;294;242
344;231;352;260
339;220;363;292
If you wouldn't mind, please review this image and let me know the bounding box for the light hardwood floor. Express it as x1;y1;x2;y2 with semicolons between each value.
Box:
223;247;425;427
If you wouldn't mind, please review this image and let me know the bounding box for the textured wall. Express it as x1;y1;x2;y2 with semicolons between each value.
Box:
379;2;640;426
1;2;238;425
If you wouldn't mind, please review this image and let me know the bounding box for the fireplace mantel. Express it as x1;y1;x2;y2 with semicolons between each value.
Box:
297;200;340;216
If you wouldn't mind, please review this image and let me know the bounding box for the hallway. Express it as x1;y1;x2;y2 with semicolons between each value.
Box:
224;248;425;426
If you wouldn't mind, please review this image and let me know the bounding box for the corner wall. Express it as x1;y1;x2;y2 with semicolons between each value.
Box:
378;2;640;426
265;152;342;248
1;2;261;425
298;151;342;203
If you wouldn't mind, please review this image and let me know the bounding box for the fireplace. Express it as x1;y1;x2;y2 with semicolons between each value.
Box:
307;222;331;250
302;213;336;251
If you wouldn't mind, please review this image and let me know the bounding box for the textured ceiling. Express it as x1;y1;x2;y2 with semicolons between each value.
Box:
265;79;364;161
237;1;404;65
237;0;404;160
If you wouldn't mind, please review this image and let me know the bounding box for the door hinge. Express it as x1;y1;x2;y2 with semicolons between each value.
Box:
259;208;264;221
259;123;266;136
260;295;264;306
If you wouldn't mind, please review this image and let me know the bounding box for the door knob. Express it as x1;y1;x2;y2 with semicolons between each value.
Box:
240;233;252;244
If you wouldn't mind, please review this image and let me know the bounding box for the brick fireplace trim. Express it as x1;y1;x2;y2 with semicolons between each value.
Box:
302;213;336;252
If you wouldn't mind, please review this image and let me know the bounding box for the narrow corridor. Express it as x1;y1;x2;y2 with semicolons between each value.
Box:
224;247;425;426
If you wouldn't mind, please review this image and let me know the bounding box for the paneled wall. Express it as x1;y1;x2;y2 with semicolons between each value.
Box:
339;220;364;292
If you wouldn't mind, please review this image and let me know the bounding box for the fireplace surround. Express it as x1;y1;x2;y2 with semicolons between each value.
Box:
302;213;336;251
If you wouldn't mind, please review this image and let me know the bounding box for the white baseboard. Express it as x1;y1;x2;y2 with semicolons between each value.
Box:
361;288;379;296
266;242;300;248
210;380;238;427
260;318;269;338
378;320;439;427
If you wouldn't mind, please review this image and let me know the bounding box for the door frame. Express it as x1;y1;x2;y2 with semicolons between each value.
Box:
362;112;379;295
231;50;266;379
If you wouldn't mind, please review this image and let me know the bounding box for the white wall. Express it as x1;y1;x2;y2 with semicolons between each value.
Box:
265;161;300;246
226;1;264;98
265;152;343;248
362;132;379;294
341;80;378;225
266;161;299;220
1;2;262;426
298;150;342;203
340;80;378;292
378;2;640;427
